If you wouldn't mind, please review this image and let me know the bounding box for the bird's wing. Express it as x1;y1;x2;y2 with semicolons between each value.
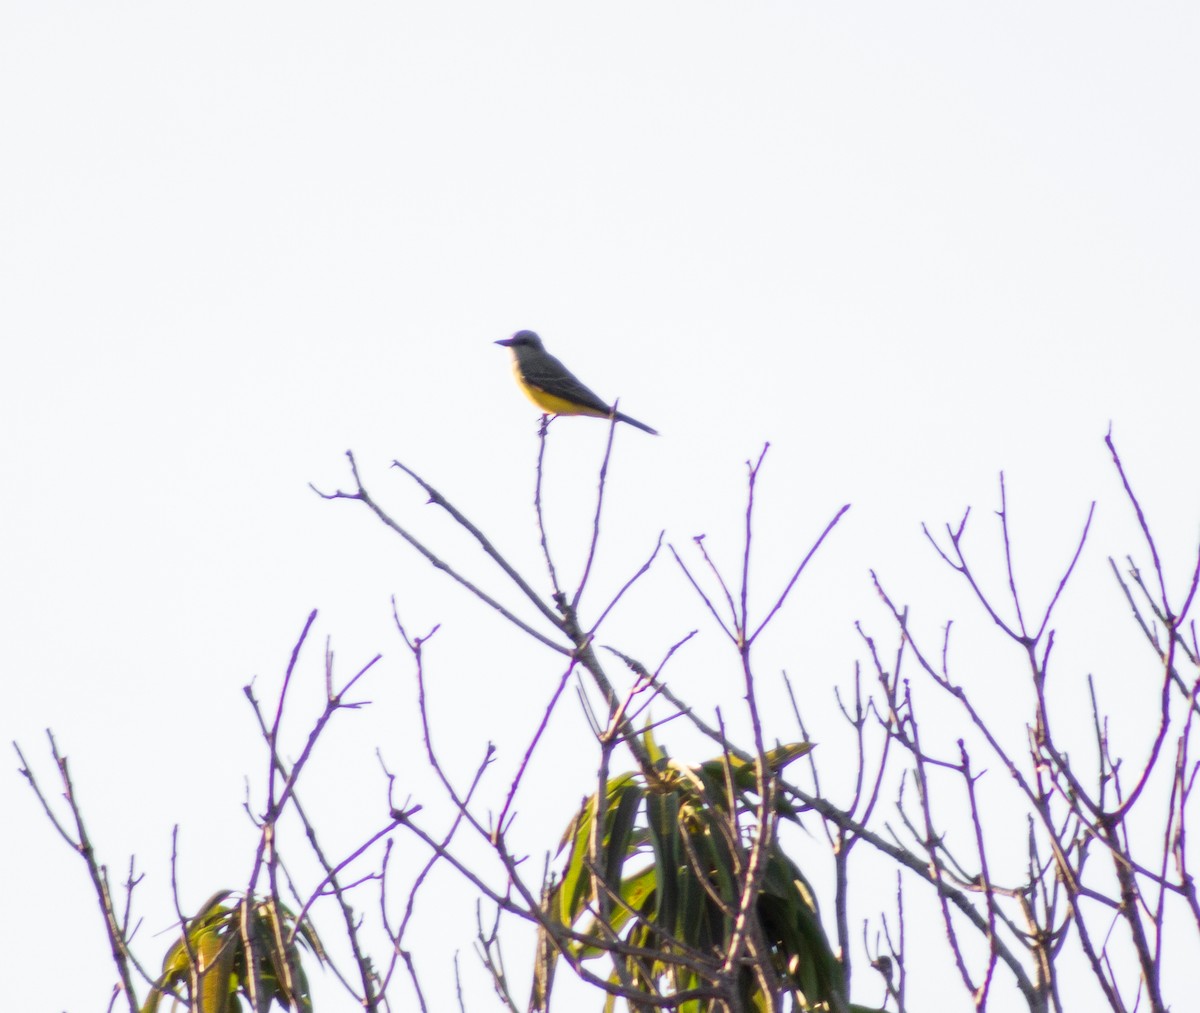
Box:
522;352;614;414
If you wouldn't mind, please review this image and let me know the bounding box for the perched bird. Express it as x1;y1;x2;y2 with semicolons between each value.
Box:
495;330;658;435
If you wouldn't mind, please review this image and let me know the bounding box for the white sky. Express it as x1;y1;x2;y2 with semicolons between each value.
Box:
2;3;1198;1011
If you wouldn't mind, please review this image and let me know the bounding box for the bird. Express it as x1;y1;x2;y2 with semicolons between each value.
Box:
495;330;658;435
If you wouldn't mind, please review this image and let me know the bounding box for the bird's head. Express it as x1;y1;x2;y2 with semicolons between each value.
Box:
495;330;544;350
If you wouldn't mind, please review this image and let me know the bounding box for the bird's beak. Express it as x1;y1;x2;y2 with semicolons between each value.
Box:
495;337;515;347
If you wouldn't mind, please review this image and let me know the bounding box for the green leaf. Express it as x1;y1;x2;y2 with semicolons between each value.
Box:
558;797;594;926
642;723;666;767
603;781;642;890
762;741;814;774
644;790;680;932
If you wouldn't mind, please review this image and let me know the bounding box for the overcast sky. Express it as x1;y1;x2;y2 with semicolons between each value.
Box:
2;4;1198;1011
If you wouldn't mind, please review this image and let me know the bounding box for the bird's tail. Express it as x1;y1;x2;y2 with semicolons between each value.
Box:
615;411;658;436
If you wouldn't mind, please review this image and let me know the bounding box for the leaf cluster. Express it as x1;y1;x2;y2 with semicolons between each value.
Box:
536;730;879;1012
143;891;325;1013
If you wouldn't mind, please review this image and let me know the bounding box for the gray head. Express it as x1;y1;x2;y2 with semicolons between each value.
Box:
495;330;544;351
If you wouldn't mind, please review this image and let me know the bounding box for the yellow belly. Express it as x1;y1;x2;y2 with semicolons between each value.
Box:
514;368;608;418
